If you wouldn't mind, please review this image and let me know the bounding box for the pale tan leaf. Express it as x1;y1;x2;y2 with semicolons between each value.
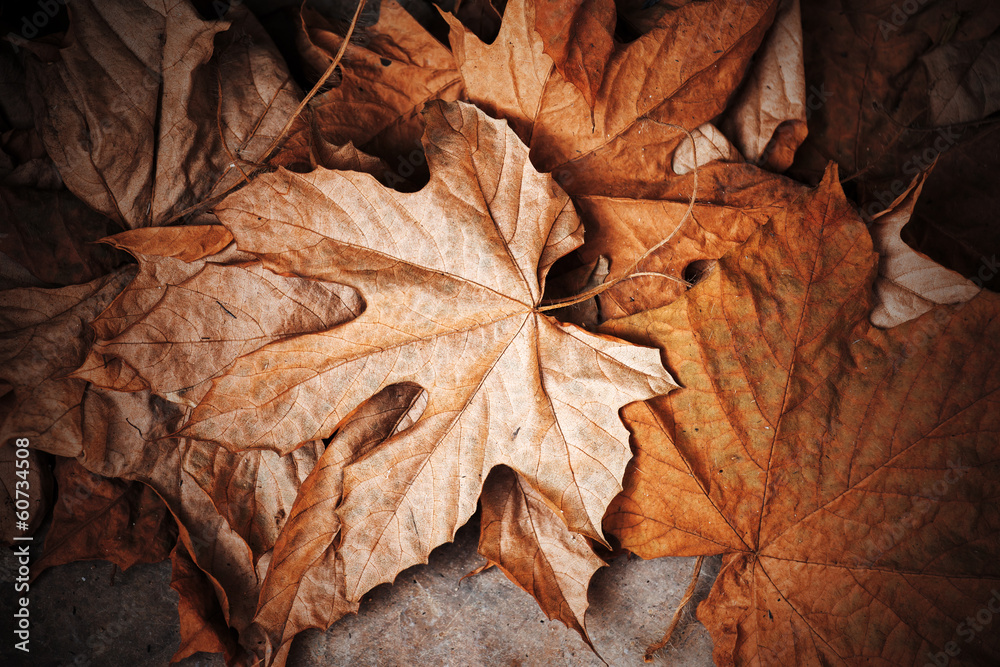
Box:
671;123;741;176
252;384;424;665
721;0;807;171
76;226;361;407
869;171;980;328
91;101;674;610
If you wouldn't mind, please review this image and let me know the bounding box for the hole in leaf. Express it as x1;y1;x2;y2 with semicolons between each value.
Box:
682;259;716;287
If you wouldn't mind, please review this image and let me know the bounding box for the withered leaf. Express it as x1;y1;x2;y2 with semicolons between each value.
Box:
99;100;673;607
0;268;134;456
278;0;462;170
602;167;1000;665
478;465;605;649
921;36;1000;126
77;225;361;407
531;0;615;110
574;162;808;319
76;386;301;657
720;0;807;171
446;0;778;195
869;170;979;328
252;383;424;664
789;0;1000;284
169;543;248;666
24;0;300;227
32;457;176;577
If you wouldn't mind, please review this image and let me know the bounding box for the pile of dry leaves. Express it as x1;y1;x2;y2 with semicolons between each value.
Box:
2;0;999;664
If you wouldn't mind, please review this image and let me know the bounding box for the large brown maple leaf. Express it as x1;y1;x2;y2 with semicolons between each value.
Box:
602;167;1000;665
87;100;674;607
445;0;778;196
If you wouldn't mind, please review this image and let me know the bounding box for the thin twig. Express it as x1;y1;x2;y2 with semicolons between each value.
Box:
537;121;699;312
260;0;366;162
644;555;705;662
165;0;366;225
627;271;691;286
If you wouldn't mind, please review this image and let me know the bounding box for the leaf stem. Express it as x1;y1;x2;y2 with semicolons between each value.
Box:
164;0;366;225
537;122;699;313
260;0;367;162
644;554;705;661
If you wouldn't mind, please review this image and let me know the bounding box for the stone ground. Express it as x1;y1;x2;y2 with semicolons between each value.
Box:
0;518;719;666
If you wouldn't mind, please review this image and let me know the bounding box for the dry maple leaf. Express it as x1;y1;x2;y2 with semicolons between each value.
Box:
573;161;808;319
252;380;608;663
869;170;980;328
445;0;778;195
720;0;807;172
787;1;1000;292
92;100;674;610
31;458;176;577
76;224;362;405
251;383;423;664
76;384;321;660
24;0;300;227
531;0;615;110
478;464;606;650
602;166;1000;665
0;268;135;457
278;0;463;170
169;542;247;666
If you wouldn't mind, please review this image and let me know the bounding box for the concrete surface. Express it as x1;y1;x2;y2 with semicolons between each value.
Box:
1;519;718;666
